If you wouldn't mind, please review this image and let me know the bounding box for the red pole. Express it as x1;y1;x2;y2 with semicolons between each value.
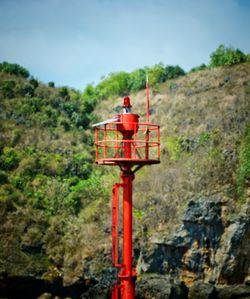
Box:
145;76;149;159
119;169;135;299
146;75;149;124
118;131;136;299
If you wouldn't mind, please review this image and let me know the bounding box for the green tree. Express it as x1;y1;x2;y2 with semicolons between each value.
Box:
48;81;55;88
210;44;246;67
0;80;16;98
147;64;185;86
81;83;98;113
0;61;30;78
29;77;39;88
58;87;69;99
164;65;185;79
128;68;146;92
190;64;207;73
97;71;130;98
147;63;166;85
0;147;20;170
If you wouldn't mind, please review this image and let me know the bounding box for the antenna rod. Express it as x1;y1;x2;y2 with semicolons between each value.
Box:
146;74;149;123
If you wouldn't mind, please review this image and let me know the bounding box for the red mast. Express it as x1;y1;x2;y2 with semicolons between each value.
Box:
93;91;160;299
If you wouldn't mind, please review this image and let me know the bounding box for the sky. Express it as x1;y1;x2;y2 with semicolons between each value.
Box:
0;0;250;90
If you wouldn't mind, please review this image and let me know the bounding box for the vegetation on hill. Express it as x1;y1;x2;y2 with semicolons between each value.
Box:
0;44;249;293
0;61;30;78
190;44;247;73
210;44;247;67
96;60;250;238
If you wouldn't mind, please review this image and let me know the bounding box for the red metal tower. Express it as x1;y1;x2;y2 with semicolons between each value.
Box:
93;83;160;299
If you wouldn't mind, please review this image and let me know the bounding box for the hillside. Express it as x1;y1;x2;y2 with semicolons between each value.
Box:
0;57;250;299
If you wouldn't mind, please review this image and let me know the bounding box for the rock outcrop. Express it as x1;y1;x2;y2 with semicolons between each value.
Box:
133;196;250;298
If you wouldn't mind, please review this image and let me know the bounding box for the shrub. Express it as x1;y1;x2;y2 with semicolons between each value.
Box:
81;84;98;113
31;177;74;215
147;63;166;85
128;68;146;92
43;106;58;127
65;153;92;179
16;83;35;97
165;135;196;160
0;80;16;99
61;100;79;119
198;131;211;146
97;71;130;98
164;65;185;79
58;87;69;99
166;135;185;161
29;77;39;88
0;170;8;184
11;129;22;146
236;127;250;201
16;155;40;177
60;119;71;131
210;44;246;67
147;64;185;87
68;172;109;210
82;84;97;101
0;147;20;170
11;175;28;190
0;61;30;78
39;154;63;176
48;81;55;88
190;64;207;73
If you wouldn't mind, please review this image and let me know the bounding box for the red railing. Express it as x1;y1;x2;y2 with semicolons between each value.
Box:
95;122;160;165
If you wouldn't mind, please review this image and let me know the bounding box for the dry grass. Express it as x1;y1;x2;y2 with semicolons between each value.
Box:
95;62;250;240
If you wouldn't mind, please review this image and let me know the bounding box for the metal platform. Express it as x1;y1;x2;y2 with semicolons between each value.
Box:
96;158;160;165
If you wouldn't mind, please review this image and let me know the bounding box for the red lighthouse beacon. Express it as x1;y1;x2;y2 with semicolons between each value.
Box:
93;82;160;299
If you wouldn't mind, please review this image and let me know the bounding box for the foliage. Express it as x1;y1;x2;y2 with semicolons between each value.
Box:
236;126;250;201
164;65;185;79
69;173;103;207
0;80;16;98
0;147;20;170
58;87;69;99
0;170;8;184
147;63;167;85
29;77;39;88
31;177;76;215
210;44;246;67
133;208;143;220
78;63;185;103
97;71;130;98
39;154;63;176
81;84;99;114
198;131;211;145
16;83;35;97
10;175;28;190
0;61;30;78
165;135;188;161
147;63;185;87
128;68;146;92
48;81;55;88
190;64;207;73
0;62;102;218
